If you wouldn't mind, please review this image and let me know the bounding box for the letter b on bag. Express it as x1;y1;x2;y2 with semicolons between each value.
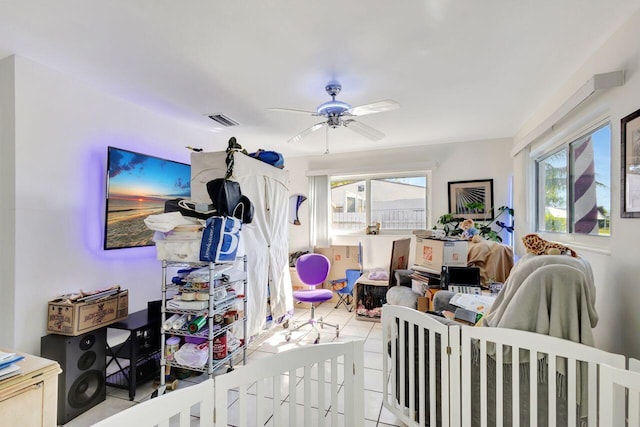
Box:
200;216;242;263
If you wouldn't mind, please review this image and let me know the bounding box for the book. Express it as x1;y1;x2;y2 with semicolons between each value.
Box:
0;351;15;362
77;288;120;302
0;355;24;370
167;299;209;310
0;364;21;381
222;269;247;283
449;293;496;314
411;264;441;275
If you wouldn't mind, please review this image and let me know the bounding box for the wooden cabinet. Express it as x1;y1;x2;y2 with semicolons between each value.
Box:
0;351;61;427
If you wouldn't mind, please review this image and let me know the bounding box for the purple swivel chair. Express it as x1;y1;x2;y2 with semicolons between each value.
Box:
285;253;339;343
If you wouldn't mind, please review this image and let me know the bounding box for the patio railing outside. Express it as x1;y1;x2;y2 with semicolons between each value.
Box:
332;208;426;231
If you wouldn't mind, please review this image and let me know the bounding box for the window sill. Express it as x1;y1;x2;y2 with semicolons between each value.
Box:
331;233;417;246
331;230;417;237
536;232;611;256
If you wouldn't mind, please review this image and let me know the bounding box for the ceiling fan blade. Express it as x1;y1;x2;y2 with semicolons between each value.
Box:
288;122;327;143
349;99;400;116
342;119;385;141
267;107;317;115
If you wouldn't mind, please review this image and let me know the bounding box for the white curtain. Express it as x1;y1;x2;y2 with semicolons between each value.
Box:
309;175;330;248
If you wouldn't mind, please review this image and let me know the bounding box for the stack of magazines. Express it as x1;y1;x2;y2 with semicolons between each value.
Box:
0;351;24;381
51;285;121;304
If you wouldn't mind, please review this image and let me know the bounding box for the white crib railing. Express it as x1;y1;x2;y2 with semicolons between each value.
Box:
382;305;461;427
382;305;629;427
91;378;214;427
213;340;364;426
93;340;364;427
461;324;625;427
599;358;640;426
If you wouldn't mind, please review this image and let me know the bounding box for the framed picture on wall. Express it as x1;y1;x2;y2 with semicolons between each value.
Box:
621;107;640;218
448;179;494;220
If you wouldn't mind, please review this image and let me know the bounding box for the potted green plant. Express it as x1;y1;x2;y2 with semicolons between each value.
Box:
434;204;514;242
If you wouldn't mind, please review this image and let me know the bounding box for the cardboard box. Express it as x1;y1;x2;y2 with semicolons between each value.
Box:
425;287;443;311
415;288;444;313
417;296;430;313
314;246;361;303
290;267;313;309
47;290;129;336
414;238;468;272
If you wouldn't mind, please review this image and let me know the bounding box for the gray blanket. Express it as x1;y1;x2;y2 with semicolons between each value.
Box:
482;253;598;344
403;254;599;425
481;253;598;425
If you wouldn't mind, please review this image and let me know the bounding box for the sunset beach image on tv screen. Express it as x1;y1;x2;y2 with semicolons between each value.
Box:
104;146;190;250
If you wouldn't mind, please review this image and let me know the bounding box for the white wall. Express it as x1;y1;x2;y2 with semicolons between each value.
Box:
285;157;311;253
0;56;16;348
9;15;636;359
288;138;514;270
3;56;217;354
513;9;640;358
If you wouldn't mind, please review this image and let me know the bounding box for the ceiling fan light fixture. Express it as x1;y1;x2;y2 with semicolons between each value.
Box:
327;116;342;128
271;81;399;146
316;100;351;116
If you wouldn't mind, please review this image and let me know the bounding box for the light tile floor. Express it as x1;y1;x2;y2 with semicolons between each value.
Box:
62;304;404;426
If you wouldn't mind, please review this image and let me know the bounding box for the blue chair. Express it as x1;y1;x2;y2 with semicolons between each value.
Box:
331;269;361;312
285;253;339;343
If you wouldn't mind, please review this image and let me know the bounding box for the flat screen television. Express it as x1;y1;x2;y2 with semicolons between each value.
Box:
104;146;191;250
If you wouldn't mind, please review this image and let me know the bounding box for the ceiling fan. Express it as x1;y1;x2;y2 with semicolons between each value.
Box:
269;82;400;143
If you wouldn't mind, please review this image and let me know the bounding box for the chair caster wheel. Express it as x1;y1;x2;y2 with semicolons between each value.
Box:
319;316;324;329
314;336;320;344
282;320;289;329
151;385;165;399
285;333;292;342
336;326;340;338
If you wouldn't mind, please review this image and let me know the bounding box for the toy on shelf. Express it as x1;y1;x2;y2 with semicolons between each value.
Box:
522;233;577;257
459;219;481;243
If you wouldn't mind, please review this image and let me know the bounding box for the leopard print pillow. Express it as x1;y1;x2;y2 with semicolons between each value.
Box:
521;233;577;257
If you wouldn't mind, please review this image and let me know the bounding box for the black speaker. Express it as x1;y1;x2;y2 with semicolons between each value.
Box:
41;328;106;425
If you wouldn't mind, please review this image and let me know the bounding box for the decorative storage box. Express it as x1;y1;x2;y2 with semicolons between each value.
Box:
46;290;129;336
414;238;469;273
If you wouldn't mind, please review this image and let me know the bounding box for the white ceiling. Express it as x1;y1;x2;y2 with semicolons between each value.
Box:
1;1;639;157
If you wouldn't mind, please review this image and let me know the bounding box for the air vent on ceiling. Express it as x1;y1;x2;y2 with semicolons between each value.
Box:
207;113;239;127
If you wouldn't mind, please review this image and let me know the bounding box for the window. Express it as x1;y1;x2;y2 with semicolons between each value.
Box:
330;175;428;233
536;123;611;235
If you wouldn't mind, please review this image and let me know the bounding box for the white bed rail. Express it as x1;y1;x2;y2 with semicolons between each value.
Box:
92;340;363;427
382;305;629;427
91;378;214;427
382;305;461;427
461;324;625;427
599;358;640;426
213;340;364;426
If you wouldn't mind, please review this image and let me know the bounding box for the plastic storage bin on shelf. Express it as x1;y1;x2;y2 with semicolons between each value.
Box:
155;256;248;396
